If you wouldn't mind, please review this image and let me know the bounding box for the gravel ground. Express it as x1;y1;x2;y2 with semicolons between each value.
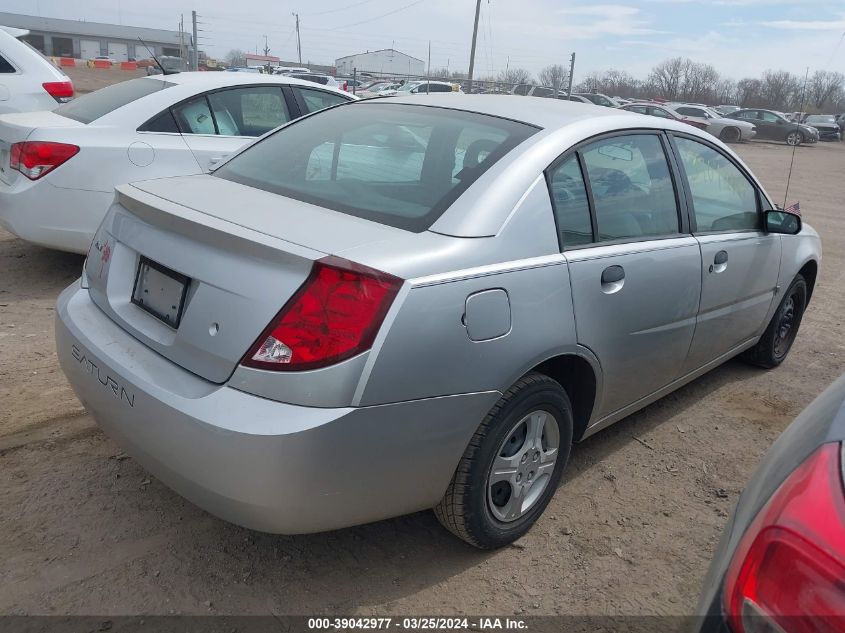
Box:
0;127;842;616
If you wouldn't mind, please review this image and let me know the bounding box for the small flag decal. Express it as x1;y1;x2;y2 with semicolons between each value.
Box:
784;201;801;216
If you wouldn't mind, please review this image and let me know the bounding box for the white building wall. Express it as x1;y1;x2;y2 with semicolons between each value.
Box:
336;50;424;77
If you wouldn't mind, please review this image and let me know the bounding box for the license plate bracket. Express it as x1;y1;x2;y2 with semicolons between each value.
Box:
131;257;190;328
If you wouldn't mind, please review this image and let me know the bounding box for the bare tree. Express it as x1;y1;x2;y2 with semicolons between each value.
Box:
539;64;568;95
225;49;246;68
808;70;844;109
679;61;719;103
648;57;685;100
736;78;762;107
497;68;532;87
759;70;800;111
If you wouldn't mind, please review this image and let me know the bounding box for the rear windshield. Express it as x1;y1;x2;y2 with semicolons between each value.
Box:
214;103;538;232
54;77;173;124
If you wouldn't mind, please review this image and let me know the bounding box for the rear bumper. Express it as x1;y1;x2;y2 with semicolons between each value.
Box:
0;180;111;253
56;283;498;534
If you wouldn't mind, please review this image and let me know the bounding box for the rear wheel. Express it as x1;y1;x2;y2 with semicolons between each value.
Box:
742;275;807;368
786;131;804;146
720;127;741;143
434;373;573;549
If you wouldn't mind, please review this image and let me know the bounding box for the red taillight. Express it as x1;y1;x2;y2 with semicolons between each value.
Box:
241;256;402;371
10;141;79;180
42;80;74;102
723;442;845;633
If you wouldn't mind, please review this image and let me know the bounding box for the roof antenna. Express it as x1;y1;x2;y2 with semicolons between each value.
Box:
782;67;809;209
137;37;177;75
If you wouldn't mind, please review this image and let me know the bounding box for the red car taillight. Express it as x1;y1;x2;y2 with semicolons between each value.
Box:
42;80;74;102
10;141;79;180
241;256;402;371
723;442;845;633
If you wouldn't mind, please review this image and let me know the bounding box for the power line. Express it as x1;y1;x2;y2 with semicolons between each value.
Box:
326;0;426;30
303;0;381;17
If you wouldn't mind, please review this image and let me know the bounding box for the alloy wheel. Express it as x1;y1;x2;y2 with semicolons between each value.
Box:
487;410;560;523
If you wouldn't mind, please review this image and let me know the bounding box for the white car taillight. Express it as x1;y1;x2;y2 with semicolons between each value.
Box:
10;141;79;180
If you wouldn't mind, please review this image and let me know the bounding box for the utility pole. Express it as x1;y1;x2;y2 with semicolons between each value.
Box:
566;52;576;98
426;40;431;94
178;14;185;62
292;12;302;64
263;35;270;57
466;0;482;94
191;10;198;71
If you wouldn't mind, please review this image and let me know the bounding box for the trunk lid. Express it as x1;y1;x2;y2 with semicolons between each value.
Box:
0;111;84;185
86;176;409;384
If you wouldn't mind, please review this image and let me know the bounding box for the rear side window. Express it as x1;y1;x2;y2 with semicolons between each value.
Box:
173;95;216;134
0;54;15;74
673;137;759;232
54;78;173;124
215;103;537;232
139;109;179;133
547;156;593;249
298;87;349;113
580;134;679;241
208;86;291;136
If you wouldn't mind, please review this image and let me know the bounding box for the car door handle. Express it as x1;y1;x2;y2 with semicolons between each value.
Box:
207;155;227;169
600;265;625;294
710;250;728;273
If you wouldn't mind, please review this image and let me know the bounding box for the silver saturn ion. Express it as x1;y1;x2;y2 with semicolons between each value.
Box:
56;95;820;549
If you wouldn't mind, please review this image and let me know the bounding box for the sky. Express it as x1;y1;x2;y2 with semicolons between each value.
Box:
6;0;845;81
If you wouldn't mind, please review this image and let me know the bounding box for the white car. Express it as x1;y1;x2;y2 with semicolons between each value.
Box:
382;81;462;96
0;72;353;253
668;104;756;143
0;26;74;114
288;73;341;89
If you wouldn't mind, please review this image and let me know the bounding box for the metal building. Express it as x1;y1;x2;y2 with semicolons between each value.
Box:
335;48;424;77
0;11;189;62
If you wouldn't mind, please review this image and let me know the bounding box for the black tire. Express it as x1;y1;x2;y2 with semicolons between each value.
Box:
433;372;574;549
786;130;804;146
720;127;741;143
742;275;807;368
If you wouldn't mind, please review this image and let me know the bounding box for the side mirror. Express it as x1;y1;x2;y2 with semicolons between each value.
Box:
776;119;784;125
764;209;801;235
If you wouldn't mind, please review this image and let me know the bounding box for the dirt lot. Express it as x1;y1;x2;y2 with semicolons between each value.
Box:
0;125;843;614
64;65;148;94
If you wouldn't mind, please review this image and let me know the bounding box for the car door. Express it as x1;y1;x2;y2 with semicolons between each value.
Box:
173;85;294;170
675;106;709;128
669;133;781;374
549;132;702;418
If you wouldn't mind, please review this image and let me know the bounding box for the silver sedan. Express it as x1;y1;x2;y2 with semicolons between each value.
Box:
668;103;757;142
55;95;820;549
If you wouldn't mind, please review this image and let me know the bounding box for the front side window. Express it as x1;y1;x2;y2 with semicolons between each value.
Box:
298;87;349;113
580;134;679;241
207;86;291;136
547;156;593;249
673;136;759;232
215;103;537;232
649;107;673;119
735;110;758;120
626;105;648;114
760;111;781;123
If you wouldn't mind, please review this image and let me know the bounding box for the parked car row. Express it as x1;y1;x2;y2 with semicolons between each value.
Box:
617;101;757;143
